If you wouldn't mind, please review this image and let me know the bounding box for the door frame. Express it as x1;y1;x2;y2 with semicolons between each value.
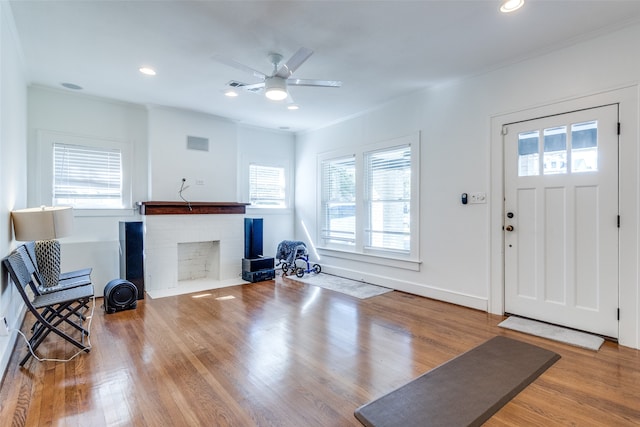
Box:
488;85;639;349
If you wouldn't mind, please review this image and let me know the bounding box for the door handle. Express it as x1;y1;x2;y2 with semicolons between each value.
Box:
505;225;514;232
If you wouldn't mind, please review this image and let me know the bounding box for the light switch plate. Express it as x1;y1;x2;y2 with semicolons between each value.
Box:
469;192;487;204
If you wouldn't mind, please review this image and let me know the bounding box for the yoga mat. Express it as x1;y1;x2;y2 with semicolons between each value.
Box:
354;336;560;427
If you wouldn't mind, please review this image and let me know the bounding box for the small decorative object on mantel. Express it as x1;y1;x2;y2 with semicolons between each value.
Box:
137;201;249;215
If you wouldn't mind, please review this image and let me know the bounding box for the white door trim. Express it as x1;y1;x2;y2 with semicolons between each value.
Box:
489;85;639;349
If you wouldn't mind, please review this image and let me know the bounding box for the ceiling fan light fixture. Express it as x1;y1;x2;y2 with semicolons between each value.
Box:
265;77;288;101
500;0;524;13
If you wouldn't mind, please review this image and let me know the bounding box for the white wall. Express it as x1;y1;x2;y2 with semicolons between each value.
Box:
27;86;148;296
0;1;28;378
295;23;640;348
147;106;237;201
238;125;295;258
24;96;299;298
25;92;297;297
146;109;296;261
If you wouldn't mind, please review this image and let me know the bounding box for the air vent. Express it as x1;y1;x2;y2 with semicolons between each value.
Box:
227;80;246;88
186;135;209;152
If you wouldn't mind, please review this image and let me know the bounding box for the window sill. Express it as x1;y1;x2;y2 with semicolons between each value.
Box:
317;247;421;271
73;208;139;218
246;207;293;215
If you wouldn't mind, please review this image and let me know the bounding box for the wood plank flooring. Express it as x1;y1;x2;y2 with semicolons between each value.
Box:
0;275;639;426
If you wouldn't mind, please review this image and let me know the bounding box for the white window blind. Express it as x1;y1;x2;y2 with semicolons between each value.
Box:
249;164;286;208
321;156;356;245
53;143;123;209
364;145;411;252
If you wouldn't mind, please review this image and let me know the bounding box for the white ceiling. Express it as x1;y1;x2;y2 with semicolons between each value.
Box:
9;0;640;132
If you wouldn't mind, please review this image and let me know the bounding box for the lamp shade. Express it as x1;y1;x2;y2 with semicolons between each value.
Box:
11;206;74;241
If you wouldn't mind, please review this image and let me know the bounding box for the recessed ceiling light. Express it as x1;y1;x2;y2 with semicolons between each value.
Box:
139;67;156;76
500;0;524;13
224;89;239;97
287;104;299;110
61;82;83;90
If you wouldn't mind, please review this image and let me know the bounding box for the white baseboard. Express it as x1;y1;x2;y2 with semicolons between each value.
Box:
146;278;248;299
0;305;26;382
322;265;488;311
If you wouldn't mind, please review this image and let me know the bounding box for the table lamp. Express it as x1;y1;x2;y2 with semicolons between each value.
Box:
11;206;74;288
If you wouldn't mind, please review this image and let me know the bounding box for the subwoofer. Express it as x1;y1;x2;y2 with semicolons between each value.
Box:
104;279;138;314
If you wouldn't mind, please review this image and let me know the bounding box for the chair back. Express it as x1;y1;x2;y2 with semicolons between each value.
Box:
3;250;37;303
16;245;47;295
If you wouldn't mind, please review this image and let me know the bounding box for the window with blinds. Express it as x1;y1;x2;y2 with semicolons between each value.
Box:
364;145;411;252
321;156;356;245
249;164;286;208
317;132;419;260
53;143;123;209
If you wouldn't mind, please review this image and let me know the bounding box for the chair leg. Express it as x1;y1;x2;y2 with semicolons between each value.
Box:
21;299;92;366
20;317;90;366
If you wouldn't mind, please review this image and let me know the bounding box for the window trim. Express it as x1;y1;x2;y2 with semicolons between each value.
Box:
316;132;420;262
36;130;132;211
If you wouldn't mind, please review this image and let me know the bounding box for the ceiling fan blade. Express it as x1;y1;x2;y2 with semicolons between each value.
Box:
286;92;295;104
239;82;265;90
212;54;267;80
275;47;314;78
238;82;265;93
287;78;342;88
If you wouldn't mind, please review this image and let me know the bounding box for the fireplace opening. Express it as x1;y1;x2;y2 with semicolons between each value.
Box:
178;241;220;282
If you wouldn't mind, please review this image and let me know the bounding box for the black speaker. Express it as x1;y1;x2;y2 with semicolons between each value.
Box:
242;257;274;272
242;268;275;283
244;218;264;259
104;279;138;313
119;221;144;299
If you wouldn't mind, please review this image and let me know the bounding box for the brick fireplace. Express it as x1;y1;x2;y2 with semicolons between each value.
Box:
139;202;248;298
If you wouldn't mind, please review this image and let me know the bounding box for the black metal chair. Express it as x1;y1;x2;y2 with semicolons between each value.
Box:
2;250;94;366
17;245;92;328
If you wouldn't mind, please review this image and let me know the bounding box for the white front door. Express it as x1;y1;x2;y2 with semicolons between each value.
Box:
504;104;619;338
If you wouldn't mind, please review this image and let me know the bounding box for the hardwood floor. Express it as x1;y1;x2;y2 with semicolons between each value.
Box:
0;275;639;426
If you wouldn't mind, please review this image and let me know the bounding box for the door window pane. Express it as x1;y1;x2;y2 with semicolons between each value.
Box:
571;120;598;173
518;130;539;176
543;126;567;175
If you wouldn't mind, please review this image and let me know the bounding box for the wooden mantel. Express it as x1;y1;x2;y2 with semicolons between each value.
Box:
138;201;249;215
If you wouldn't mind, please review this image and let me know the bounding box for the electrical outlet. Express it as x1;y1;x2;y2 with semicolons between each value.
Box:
0;316;8;336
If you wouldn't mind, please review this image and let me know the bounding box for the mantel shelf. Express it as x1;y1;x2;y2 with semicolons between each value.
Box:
138;201;249;215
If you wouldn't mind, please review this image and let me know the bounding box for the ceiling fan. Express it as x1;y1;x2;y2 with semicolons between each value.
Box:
214;47;342;101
